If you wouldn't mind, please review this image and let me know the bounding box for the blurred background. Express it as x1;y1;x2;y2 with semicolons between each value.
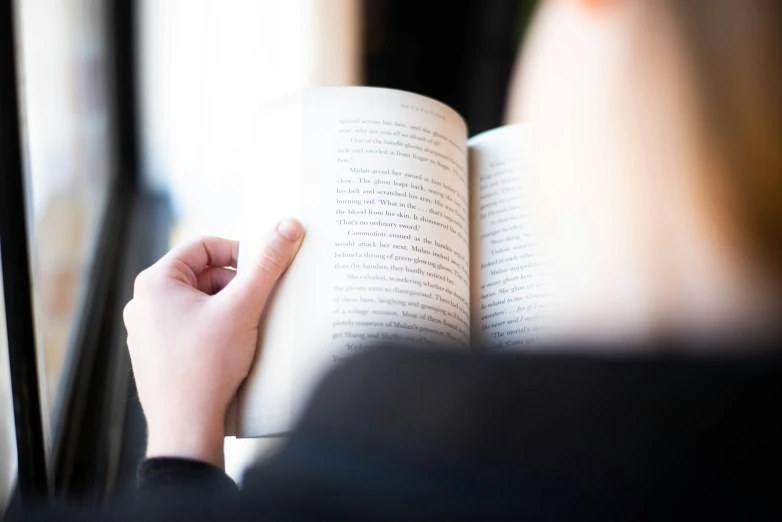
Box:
1;0;535;509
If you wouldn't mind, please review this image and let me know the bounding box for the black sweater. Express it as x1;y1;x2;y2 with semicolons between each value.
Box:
23;344;782;520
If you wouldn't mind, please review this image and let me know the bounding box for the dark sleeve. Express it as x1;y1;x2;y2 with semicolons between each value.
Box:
7;459;240;521
137;457;239;498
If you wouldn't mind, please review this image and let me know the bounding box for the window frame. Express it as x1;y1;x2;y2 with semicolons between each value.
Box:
0;0;48;502
1;0;142;504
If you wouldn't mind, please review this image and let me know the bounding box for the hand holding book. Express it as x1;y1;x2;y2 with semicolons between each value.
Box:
123;220;305;468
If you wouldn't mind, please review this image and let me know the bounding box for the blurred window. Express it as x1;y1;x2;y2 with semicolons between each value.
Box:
139;0;361;241
14;0;115;433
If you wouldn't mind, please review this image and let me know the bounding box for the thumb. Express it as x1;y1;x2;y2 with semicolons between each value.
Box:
221;218;304;320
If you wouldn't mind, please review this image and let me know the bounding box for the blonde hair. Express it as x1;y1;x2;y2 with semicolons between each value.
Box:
665;0;782;275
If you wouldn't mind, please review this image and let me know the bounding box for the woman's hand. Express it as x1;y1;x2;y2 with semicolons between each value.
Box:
123;218;304;468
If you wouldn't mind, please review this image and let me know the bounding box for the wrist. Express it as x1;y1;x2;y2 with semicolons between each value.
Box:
146;415;226;469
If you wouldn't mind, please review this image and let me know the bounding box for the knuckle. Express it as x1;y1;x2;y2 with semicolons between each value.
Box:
257;244;288;276
133;268;154;294
122;300;135;326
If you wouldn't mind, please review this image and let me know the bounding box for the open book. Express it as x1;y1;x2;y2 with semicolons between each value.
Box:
232;87;550;437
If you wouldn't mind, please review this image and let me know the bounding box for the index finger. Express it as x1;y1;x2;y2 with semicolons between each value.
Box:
159;236;240;283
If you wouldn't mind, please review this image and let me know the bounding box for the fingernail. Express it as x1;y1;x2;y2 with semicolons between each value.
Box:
277;218;303;242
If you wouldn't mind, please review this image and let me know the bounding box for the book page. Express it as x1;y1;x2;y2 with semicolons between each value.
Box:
469;125;552;350
236;87;470;437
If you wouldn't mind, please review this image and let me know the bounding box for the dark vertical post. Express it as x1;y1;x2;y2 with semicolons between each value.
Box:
112;0;139;187
0;0;50;503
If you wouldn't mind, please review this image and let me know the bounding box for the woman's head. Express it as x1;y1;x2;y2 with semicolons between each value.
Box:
509;0;782;339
